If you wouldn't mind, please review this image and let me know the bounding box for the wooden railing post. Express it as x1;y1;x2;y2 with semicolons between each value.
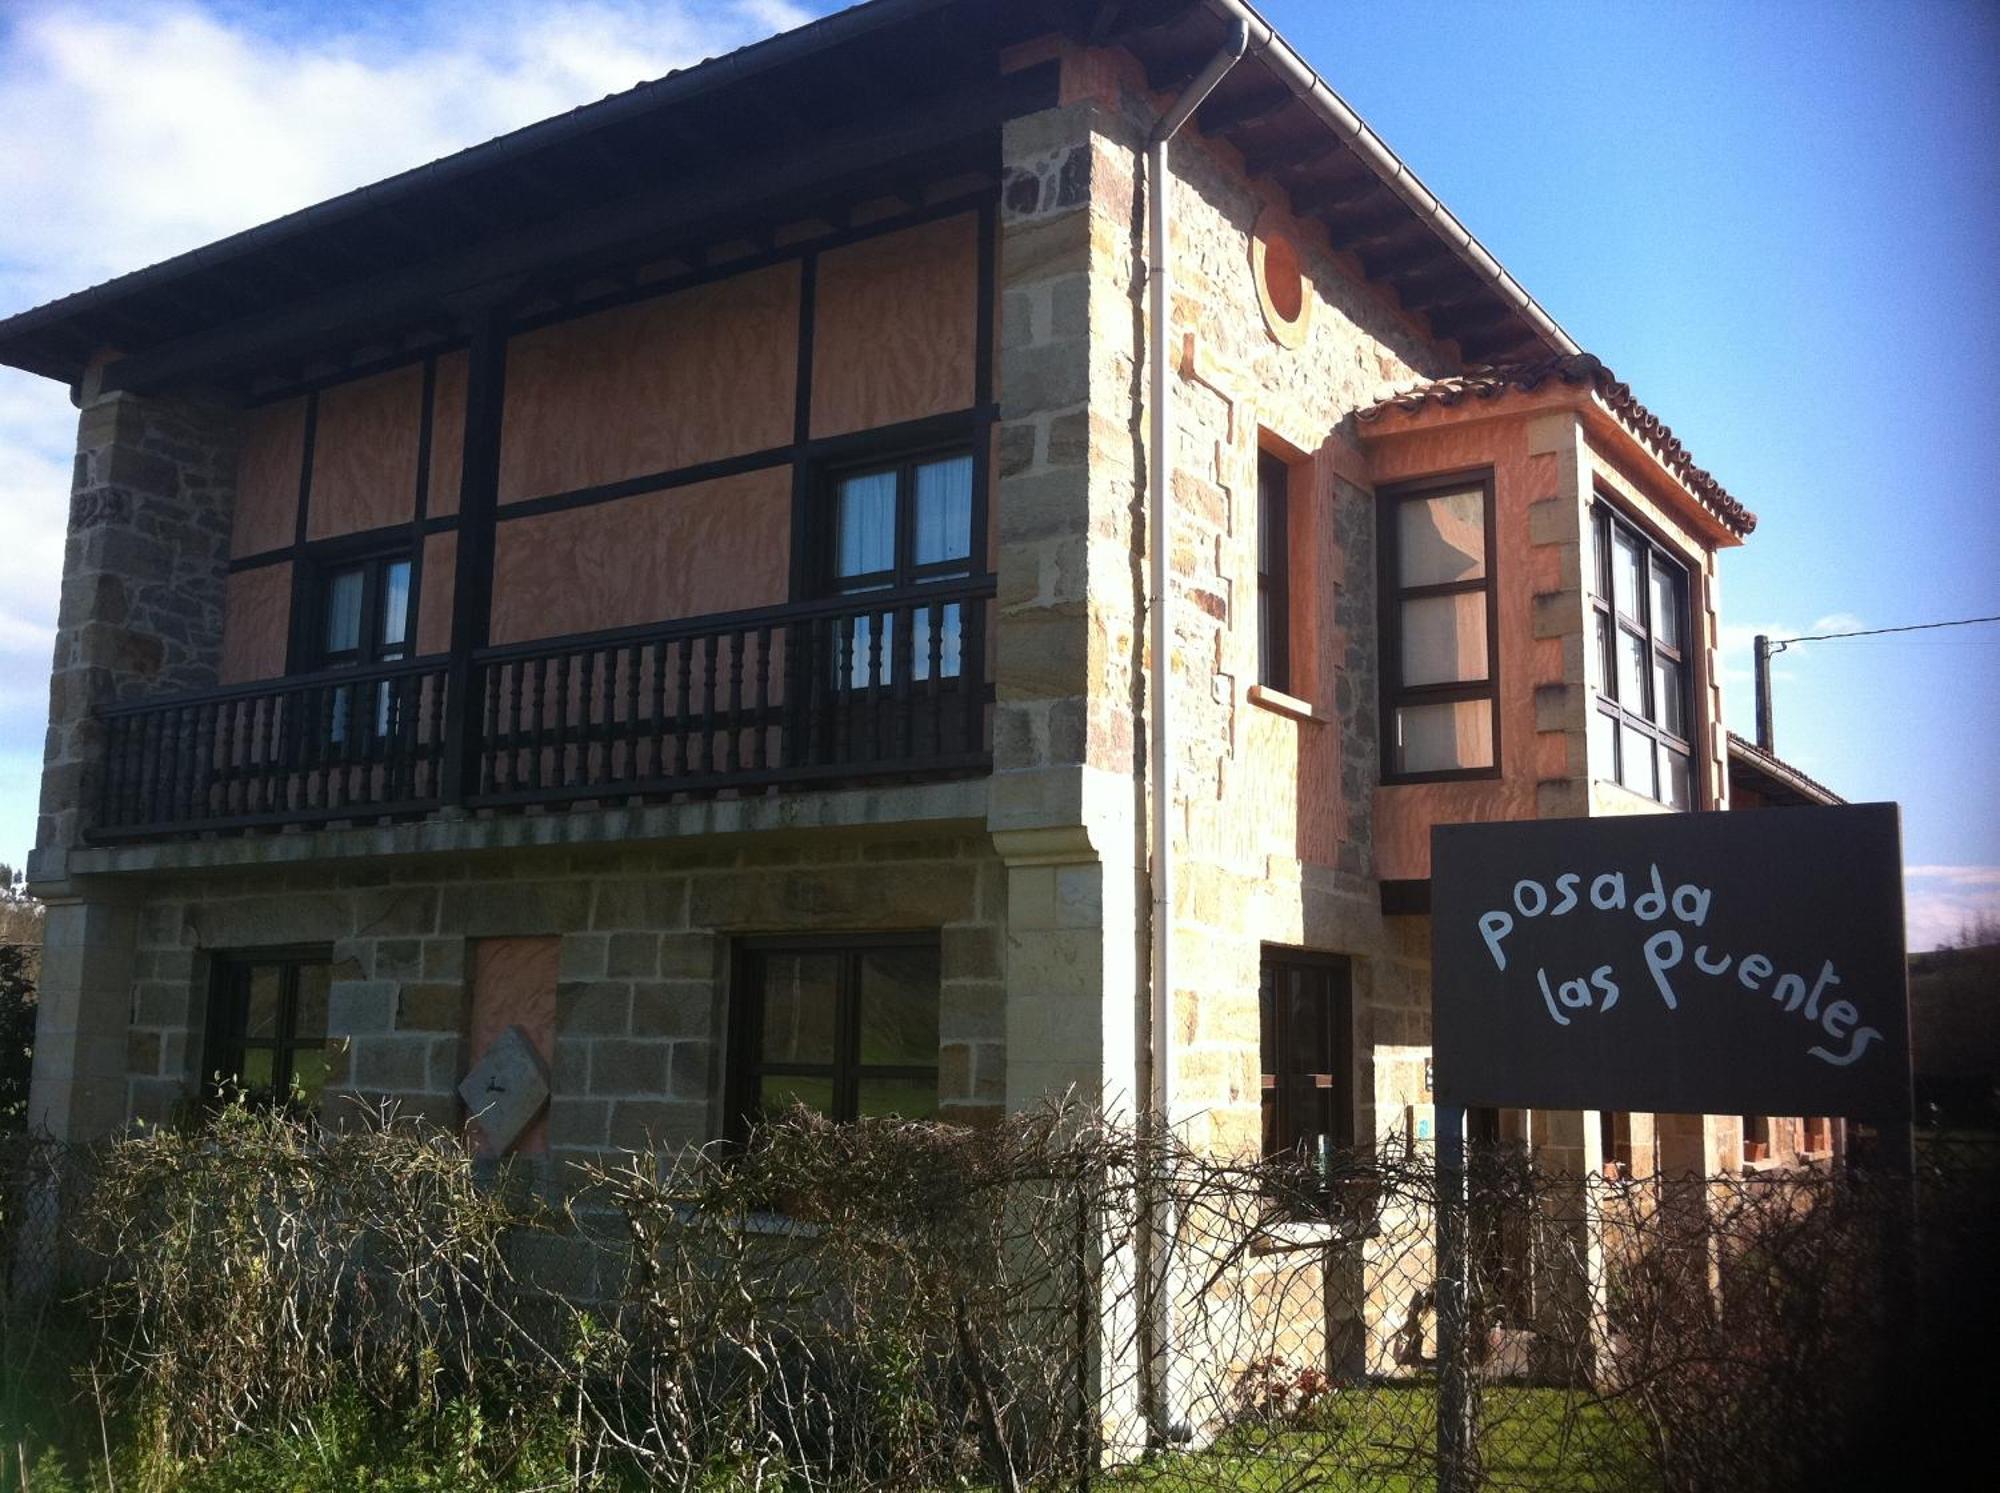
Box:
439;307;508;808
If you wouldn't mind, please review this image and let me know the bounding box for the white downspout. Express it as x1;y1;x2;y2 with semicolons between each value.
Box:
1144;18;1250;1444
1147;15;1249;1146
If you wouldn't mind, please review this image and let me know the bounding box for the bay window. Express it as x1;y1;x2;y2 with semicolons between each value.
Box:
1590;503;1695;808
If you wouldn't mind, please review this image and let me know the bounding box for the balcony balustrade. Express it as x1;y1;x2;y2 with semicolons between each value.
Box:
90;582;993;840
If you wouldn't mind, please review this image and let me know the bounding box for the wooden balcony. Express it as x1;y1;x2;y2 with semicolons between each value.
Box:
90;582;994;841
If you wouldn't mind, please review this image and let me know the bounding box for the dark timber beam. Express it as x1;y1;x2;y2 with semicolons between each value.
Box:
103;64;1058;396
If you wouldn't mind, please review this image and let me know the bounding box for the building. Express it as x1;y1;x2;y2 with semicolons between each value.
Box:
4;0;1830;1253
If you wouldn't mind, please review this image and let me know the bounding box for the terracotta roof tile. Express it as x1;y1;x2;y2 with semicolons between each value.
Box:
1356;353;1757;537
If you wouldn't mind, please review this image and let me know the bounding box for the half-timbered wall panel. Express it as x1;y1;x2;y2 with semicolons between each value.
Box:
230;398;306;557
810;212;979;439
219;563;293;683
416;531;456;657
488;465;790;645
428;349;468;518
307;362;425;540
496;263;800;505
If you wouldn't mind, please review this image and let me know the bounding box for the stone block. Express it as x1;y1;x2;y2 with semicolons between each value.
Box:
606;932;659;979
559;933;610;980
558;981;629;1036
668;1042;712;1101
589;1039;669;1096
439;881;590;937
353;886;440;938
328;980;396;1036
590;879;689;931
607;1099;706;1152
396;983;466;1033
549;1096;610;1149
125;1029;162;1077
371;938;423;979
421;938;465;979
656;932;716;981
629;982;711;1040
353;1037;432;1092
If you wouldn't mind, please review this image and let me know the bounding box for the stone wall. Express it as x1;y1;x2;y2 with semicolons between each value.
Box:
121;828;1008;1182
39;383;239;852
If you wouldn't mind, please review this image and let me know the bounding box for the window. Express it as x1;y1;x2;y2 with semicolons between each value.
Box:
311;548;413;742
1259;951;1354;1177
1590;503;1694;808
204;950;334;1109
1256;451;1291;691
1379;474;1499;779
727;935;941;1135
824;450;974;686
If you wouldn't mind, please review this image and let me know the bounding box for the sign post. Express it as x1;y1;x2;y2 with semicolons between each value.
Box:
1428;803;1913;1488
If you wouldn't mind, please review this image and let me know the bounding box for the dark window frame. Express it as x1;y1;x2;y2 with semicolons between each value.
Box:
724;931;942;1141
202;946;334;1110
1377;469;1502;784
295;534;418;674
814;442;980;598
1256;449;1291;692
1258;947;1356;1172
1589;497;1697;808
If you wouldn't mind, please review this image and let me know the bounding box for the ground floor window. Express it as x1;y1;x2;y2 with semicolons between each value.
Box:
204;949;333;1109
727;934;940;1136
1259;950;1354;1176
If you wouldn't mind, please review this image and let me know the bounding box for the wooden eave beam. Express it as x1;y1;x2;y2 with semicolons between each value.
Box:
102;63;1057;396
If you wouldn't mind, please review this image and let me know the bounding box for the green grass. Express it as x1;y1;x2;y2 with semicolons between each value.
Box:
1102;1382;1657;1493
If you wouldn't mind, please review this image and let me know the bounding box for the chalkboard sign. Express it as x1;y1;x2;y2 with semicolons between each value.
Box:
1431;804;1911;1121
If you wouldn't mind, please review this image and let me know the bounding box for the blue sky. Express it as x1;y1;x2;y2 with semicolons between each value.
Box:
0;0;1992;943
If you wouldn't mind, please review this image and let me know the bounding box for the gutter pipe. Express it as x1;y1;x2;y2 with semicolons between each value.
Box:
1198;0;1583;360
1143;15;1250;1446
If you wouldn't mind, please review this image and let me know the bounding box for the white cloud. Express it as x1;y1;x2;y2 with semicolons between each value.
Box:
0;0;817;866
1904;865;2000;952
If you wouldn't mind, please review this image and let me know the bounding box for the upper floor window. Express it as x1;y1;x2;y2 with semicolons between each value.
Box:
1379;473;1498;781
315;549;412;671
1256;451;1291;692
726;935;941;1137
824;449;973;685
1589;503;1693;808
311;547;413;743
204;949;333;1111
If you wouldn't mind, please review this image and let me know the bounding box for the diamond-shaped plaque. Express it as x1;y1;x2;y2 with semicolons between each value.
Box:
458;1025;550;1158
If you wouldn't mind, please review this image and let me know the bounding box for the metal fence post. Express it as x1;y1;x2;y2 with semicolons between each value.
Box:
1436;1103;1475;1493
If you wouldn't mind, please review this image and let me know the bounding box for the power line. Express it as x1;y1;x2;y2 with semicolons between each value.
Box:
1766;613;2000;654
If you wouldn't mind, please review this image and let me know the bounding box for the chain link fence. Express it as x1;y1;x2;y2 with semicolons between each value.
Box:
0;1108;1992;1490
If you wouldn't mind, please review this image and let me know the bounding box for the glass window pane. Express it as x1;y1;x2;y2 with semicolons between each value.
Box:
835;470;897;581
1591;509;1611;600
1394;699;1494;774
911;602;962;682
1661;746;1693;810
1613;528;1646;621
913;456;973;568
246;965;283;1039
1649;560;1683;650
1616;628;1649;712
238;1047;274;1093
1592;611;1613;693
1653;655;1687;738
324;569;364;654
1589;705;1618;781
1618;722;1657;798
1401;593;1489;687
1397;491;1485;587
380;560;412;650
759;953;840;1066
856;1076;938;1121
837;613;892;689
294;964;330;1044
761;1074;835;1118
858;947;940;1066
289;1046;330;1108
